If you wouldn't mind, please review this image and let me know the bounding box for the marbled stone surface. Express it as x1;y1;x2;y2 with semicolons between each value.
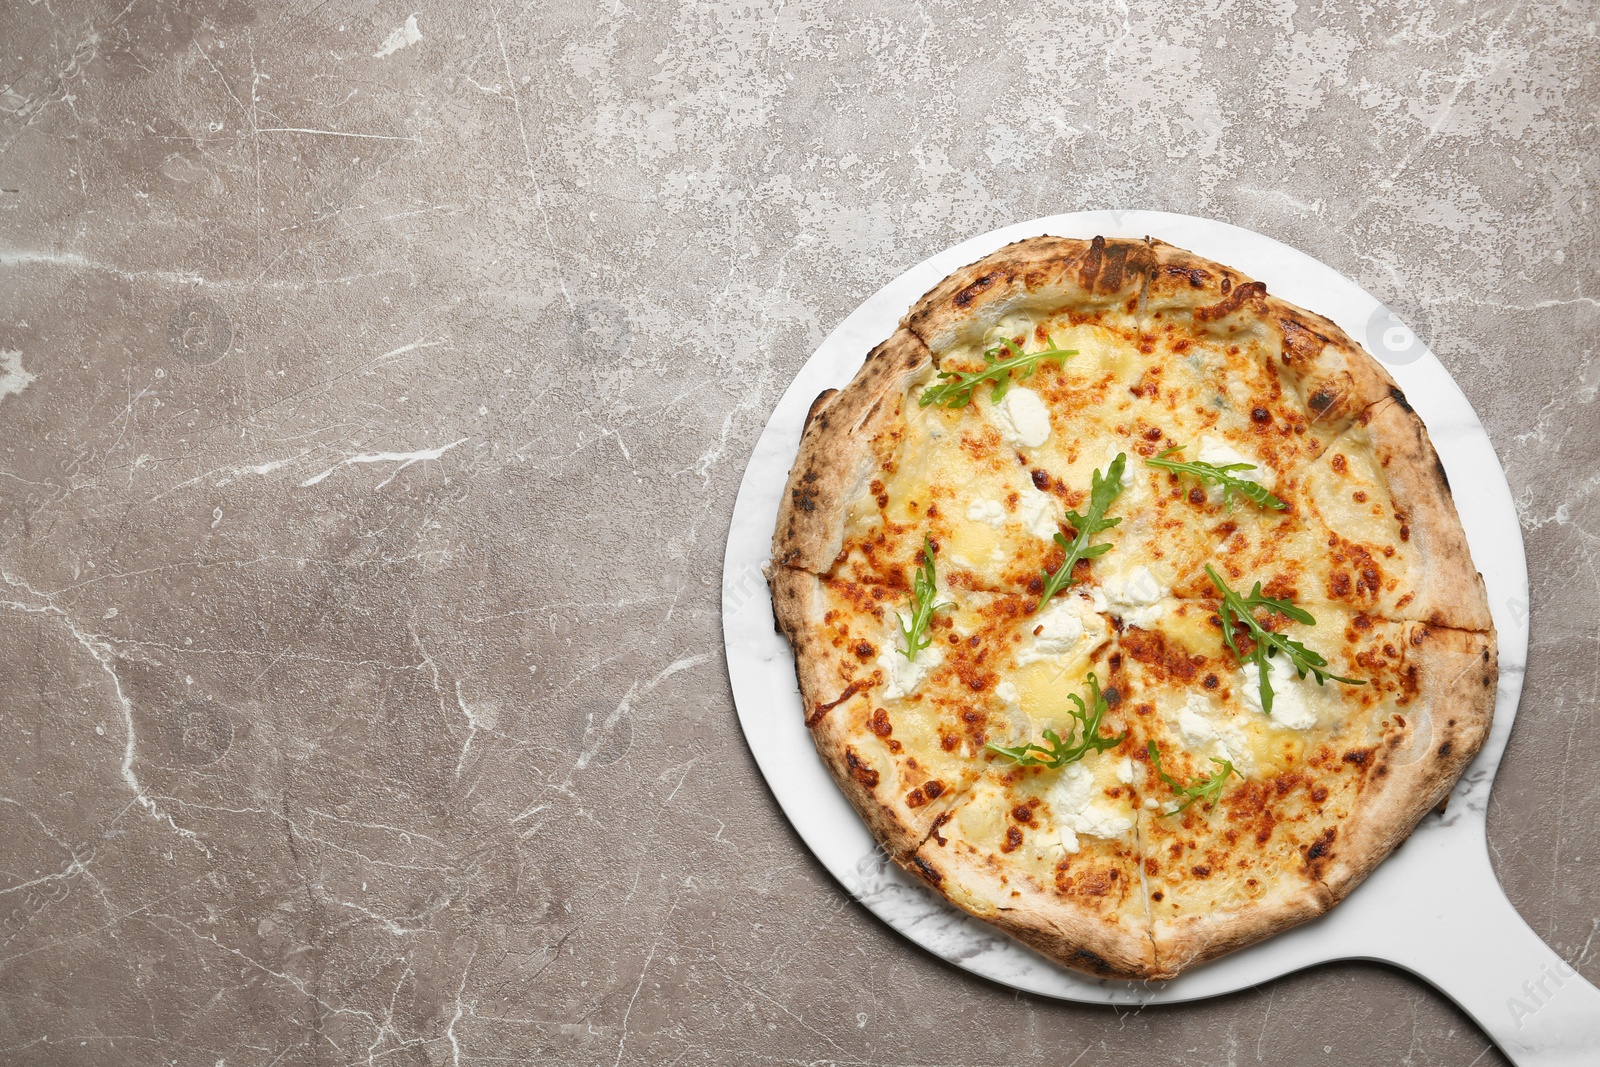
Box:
0;1;1594;1064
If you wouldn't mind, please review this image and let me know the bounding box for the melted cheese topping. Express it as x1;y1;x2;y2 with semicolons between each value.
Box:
806;291;1440;969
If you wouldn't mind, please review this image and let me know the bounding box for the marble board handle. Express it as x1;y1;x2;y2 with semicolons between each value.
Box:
1350;829;1600;1064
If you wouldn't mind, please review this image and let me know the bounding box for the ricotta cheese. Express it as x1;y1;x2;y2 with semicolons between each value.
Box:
988;386;1052;449
1097;564;1168;628
1016;599;1086;665
1240;655;1318;730
1197;436;1273;490
1174;693;1256;773
1016;486;1061;541
1045;762;1133;854
966;498;1007;527
1105;444;1146;504
1116;756;1136;784
877;643;943;700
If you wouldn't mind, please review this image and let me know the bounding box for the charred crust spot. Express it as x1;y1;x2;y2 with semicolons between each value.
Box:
1434;456;1451;490
910;855;942;886
1330;453;1348;473
1305;827;1337;871
1342;749;1371;766
1310;785;1329;803
929;811;951;846
870;707;892;737
1150;890;1164;901
905;786;928;808
855;641;876;661
1310;390;1335;413
1438;741;1453;757
1191;864;1212;878
1388;386;1413;413
1194;280;1266;322
924;779;945;800
1001;825;1025;853
953;272;1000;308
1203;673;1219;689
1072;947;1112;975
802;389;836;429
1077;236;1107;292
1031;468;1051;491
806;681;864;728
844;747;879;789
1251;406;1272;424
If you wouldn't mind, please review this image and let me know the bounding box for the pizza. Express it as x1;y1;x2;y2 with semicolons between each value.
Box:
768;236;1496;979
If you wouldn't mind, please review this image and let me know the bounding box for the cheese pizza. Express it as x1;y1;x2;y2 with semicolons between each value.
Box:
769;236;1495;979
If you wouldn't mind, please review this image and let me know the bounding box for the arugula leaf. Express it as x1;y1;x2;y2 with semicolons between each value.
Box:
1204;564;1364;715
918;337;1076;409
896;536;953;661
1148;740;1236;816
1145;445;1286;511
986;672;1124;767
1036;453;1126;610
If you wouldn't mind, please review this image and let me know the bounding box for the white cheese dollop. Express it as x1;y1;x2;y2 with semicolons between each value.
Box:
990;679;1030;747
1174;692;1256;774
1016;599;1086;666
965;498;1007;527
1197;436;1273;491
1097;564;1168;628
1104;444;1146;504
1177;698;1221;748
1240;656;1318;730
1016;486;1061;541
1046;762;1133;854
877;641;943;700
1116;757;1137;784
988;386;1052;449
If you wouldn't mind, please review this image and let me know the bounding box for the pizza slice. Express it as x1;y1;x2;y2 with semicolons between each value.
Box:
904;640;1155;979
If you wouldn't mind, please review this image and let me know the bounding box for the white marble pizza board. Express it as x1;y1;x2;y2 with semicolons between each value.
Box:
721;211;1600;1064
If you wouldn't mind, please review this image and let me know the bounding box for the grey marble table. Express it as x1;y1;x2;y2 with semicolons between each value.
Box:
1;2;1594;1064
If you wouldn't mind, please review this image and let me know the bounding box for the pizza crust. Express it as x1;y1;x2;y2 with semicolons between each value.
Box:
772;329;932;572
1314;624;1497;903
1143;240;1400;431
906;833;1157;980
901;235;1151;353
1151;877;1332;979
1356;397;1494;630
768;565;977;856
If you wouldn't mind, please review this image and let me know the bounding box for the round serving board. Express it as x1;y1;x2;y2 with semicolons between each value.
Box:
722;211;1598;1064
